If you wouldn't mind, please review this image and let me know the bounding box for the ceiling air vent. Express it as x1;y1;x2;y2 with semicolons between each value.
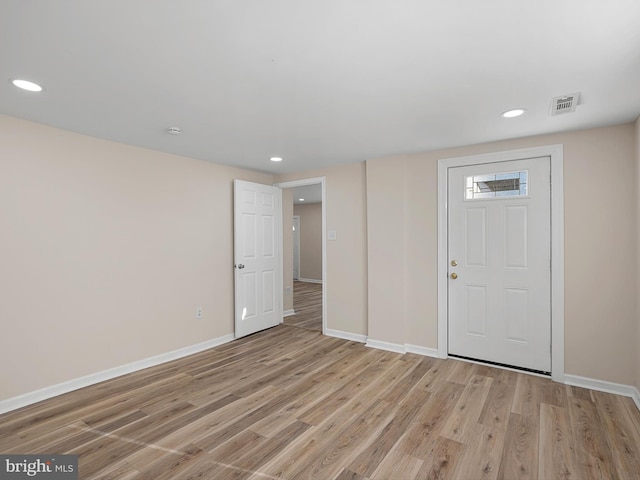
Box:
550;92;580;116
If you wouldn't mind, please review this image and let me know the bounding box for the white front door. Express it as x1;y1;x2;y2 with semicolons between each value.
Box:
234;180;282;338
448;157;551;372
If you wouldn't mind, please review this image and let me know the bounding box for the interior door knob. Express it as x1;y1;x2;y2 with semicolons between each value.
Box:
450;273;458;279
236;264;245;269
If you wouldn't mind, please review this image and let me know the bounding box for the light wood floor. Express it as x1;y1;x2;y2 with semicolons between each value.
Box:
283;280;322;332
2;326;640;480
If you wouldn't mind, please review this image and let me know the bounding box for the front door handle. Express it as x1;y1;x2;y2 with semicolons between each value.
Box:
450;273;458;279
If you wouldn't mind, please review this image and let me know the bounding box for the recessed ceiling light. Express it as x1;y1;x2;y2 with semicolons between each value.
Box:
502;108;526;118
270;157;283;162
299;198;305;202
10;79;43;92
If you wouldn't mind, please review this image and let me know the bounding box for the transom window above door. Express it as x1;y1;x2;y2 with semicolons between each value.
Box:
465;171;528;200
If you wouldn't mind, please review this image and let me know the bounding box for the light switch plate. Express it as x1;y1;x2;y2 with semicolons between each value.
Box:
328;230;337;241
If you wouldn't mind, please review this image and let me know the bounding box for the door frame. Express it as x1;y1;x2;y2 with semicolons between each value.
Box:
437;145;565;382
292;215;301;280
274;177;327;335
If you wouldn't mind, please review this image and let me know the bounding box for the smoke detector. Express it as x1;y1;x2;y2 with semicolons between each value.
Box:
550;93;580;116
166;126;182;135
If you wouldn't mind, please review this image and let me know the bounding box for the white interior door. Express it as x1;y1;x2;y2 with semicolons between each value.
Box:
293;215;300;280
234;180;282;338
448;157;551;372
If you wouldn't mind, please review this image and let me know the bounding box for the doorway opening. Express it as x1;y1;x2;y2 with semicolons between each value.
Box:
274;177;326;334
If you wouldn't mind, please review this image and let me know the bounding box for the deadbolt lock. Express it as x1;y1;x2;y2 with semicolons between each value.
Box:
451;260;458;267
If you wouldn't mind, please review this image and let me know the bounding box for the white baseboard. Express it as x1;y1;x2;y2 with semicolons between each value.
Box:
0;333;235;415
298;278;323;284
323;330;438;351
283;309;296;317
365;339;444;357
565;374;640;411
325;328;367;344
365;339;406;354
406;344;440;358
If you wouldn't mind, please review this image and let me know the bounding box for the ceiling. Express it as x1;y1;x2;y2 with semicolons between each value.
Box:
2;1;639;174
291;184;322;204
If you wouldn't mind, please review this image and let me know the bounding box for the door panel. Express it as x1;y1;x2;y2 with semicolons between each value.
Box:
242;272;257;320
465;284;487;336
504;205;528;267
262;270;275;313
262;215;275;256
448;157;551;372
505;288;528;342
465;207;487;266
243;213;257;258
234;180;282;338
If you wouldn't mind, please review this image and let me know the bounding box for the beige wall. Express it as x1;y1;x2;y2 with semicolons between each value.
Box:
4;112;639;402
366;160;407;344
274;162;368;336
367;123;637;385
0;115;272;400
282;189;294;312
293;203;323;281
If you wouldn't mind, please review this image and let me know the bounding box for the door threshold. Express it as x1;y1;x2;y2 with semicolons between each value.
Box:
448;354;551;377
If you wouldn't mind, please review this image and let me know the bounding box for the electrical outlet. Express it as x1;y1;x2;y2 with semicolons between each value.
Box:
196;307;203;319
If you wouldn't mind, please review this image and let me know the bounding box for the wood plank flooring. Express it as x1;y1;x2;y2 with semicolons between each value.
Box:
2;325;640;479
283;281;322;332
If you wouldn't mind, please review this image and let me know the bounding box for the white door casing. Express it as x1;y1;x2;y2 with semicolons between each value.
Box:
437;145;564;382
234;180;283;338
448;157;551;372
293;215;300;281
